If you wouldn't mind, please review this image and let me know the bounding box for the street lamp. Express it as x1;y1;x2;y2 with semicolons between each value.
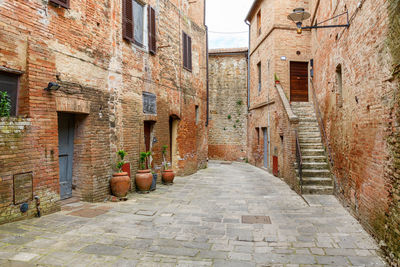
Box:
288;8;350;34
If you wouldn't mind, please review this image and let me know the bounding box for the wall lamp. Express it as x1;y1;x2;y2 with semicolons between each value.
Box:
44;82;60;91
288;8;350;34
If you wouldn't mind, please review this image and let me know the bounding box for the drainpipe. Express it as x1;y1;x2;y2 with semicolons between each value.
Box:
205;1;209;127
245;20;251;112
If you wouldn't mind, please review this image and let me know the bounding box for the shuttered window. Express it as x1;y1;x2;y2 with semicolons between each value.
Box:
122;0;134;42
148;6;156;54
49;0;70;8
182;32;192;71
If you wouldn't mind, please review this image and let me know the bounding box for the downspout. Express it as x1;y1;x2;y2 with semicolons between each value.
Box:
205;0;209;127
245;20;251;111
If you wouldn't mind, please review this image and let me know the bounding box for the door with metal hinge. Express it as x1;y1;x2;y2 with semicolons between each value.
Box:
58;113;75;200
290;61;309;102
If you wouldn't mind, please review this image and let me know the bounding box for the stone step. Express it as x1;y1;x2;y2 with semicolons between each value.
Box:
300;143;324;150
298;126;320;132
298;119;318;124
299;137;322;143
301;149;325;156
298;121;319;126
301;185;334;195
299;169;331;178
296;161;329;169
301;177;333;186
302;155;327;163
299;132;321;138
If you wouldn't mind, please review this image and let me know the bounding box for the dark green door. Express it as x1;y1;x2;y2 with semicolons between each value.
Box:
58;113;75;200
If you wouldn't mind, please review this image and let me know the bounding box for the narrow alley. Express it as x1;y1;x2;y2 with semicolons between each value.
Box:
0;162;386;266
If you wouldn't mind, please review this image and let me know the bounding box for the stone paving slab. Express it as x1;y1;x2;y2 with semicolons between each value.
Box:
0;162;388;266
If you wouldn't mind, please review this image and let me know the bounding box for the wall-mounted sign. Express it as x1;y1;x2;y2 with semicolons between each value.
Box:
143;92;157;114
280;56;287;61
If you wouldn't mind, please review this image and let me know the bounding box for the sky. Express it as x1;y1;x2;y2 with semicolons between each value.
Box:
206;0;254;49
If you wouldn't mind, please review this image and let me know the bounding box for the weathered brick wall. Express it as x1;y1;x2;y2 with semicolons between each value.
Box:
311;0;400;263
208;49;248;161
0;0;206;222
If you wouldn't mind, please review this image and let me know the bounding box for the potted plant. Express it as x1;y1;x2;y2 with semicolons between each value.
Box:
110;150;131;197
274;73;280;84
135;151;153;192
161;145;175;184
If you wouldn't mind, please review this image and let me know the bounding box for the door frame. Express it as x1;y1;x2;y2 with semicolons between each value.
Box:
289;60;310;102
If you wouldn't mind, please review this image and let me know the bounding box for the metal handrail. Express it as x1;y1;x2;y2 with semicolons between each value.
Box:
295;129;303;194
310;79;334;167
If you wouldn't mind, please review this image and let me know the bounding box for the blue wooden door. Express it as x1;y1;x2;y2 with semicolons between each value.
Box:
58;113;75;200
263;128;269;169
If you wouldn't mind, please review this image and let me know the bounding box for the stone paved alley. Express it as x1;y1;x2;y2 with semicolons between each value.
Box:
0;162;387;266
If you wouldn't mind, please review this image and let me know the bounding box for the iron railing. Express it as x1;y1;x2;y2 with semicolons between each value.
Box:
310;79;334;167
295;129;303;194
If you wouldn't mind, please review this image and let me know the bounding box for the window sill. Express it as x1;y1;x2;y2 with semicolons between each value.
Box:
183;66;192;72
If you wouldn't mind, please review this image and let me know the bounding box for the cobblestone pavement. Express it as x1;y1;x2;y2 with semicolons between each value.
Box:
0;162;387;266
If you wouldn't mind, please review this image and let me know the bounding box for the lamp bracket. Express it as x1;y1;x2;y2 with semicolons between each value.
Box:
302;10;350;30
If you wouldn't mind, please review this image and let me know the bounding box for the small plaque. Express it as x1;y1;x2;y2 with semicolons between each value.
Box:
13;172;33;205
242;215;271;224
143;92;157;114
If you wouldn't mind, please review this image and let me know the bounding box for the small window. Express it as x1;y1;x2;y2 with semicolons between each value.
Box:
182;32;192;71
336;64;343;107
257;62;261;93
123;0;147;47
195;105;199;124
0;71;19;116
257;10;261;35
133;0;144;46
49;0;70;9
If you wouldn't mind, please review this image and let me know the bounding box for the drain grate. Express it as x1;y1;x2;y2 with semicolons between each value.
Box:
242;215;271;224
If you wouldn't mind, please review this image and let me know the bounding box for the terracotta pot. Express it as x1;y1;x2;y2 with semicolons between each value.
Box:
135;170;153;192
162;169;175;184
110;172;131;197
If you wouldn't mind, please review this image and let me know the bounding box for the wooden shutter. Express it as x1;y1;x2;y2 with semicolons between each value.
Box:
123;0;134;42
49;0;70;8
187;36;192;71
182;32;188;69
148;6;156;54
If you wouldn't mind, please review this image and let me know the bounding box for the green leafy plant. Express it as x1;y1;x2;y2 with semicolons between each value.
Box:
227;114;231;120
274;73;280;82
116;150;127;172
161;145;170;170
233;124;237;128
236;119;240;123
236;100;243;106
0;91;11;117
139;151;152;170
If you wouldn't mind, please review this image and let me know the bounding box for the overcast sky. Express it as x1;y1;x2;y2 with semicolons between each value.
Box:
206;0;254;49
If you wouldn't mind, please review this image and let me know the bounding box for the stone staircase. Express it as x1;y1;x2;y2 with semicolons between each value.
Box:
291;102;333;194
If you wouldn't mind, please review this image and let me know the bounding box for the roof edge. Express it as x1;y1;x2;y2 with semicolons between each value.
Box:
245;0;262;23
208;47;248;55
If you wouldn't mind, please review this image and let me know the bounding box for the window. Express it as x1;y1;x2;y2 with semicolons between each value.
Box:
0;71;19;116
49;0;69;8
257;10;261;35
182;32;192;71
336;64;343;107
195;105;199;124
257;62;261;93
123;0;155;49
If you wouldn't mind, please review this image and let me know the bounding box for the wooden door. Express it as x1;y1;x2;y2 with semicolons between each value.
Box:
290;62;309;102
263;128;269;169
144;121;152;152
58;113;75;200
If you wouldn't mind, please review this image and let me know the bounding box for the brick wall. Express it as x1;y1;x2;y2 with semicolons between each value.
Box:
311;0;400;263
0;0;207;223
208;49;248;161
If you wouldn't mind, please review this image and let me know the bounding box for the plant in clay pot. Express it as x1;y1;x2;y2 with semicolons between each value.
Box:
161;145;175;184
274;73;280;84
110;150;131;197
135;151;153;192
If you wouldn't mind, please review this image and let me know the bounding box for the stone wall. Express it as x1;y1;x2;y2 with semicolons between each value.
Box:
0;0;207;223
208;49;248;161
310;0;400;263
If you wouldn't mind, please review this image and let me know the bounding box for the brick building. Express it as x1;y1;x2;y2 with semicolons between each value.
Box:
208;48;248;162
246;0;400;263
0;0;207;224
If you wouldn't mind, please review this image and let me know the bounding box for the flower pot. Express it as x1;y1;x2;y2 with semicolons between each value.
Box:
110;172;131;197
275;80;280;84
135;170;153;192
150;173;158;191
162;169;175;184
